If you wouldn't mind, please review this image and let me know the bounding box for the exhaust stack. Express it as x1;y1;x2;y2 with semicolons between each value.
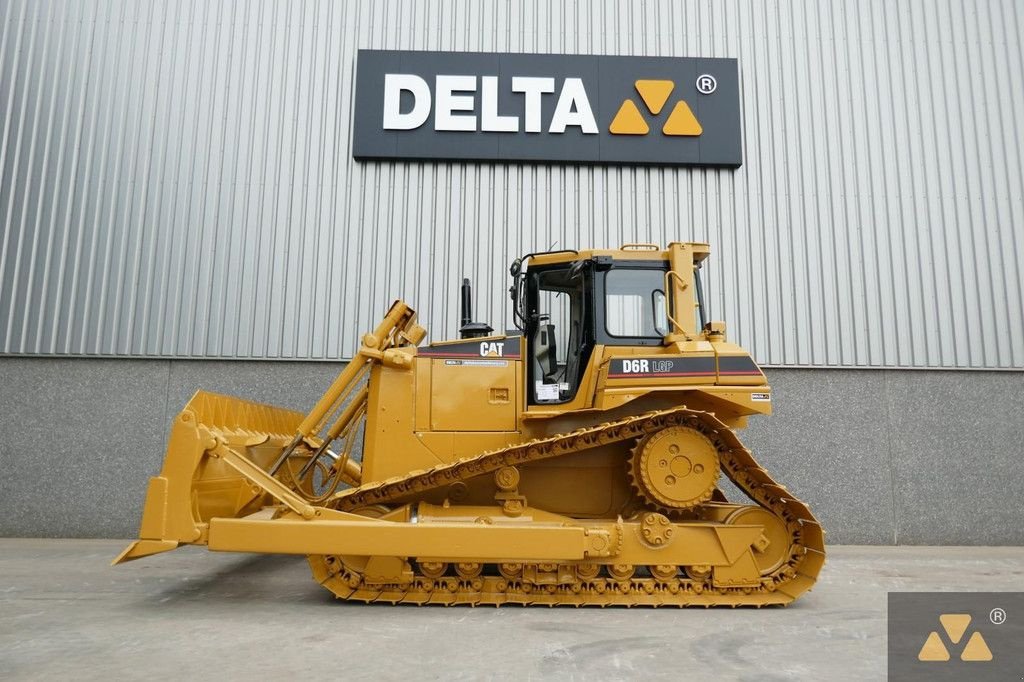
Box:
459;278;493;339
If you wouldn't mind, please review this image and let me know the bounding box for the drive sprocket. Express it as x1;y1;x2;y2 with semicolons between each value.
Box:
628;425;720;512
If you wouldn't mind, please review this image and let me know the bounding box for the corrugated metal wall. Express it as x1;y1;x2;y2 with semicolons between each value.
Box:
1;0;1022;368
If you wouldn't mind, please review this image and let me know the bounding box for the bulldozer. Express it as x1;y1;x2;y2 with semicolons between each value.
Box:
115;242;824;606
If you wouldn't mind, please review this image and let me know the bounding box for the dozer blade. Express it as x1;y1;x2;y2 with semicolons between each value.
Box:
113;390;307;564
115;301;422;566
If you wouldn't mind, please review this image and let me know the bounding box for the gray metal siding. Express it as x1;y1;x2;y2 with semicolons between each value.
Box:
0;0;1022;368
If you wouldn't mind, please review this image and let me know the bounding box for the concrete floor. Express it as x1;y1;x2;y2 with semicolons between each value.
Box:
1;541;1022;681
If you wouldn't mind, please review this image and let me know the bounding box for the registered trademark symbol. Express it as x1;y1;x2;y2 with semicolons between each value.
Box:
696;74;717;94
990;607;1006;625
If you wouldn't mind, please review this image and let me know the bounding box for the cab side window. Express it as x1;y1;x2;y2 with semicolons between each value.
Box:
604;269;669;339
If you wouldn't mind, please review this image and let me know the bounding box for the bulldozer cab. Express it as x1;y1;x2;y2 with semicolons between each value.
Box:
512;244;699;405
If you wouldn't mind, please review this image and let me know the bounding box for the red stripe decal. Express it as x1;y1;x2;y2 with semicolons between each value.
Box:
419;351;521;359
608;371;717;378
608;370;762;378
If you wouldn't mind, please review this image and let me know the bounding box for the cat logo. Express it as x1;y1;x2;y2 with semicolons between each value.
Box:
609;80;702;137
479;341;505;357
917;613;993;662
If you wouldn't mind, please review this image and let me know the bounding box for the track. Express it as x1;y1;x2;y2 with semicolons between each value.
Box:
310;407;825;606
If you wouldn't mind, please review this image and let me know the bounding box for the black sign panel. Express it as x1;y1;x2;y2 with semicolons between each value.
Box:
352;50;742;167
608;356;716;379
418;337;522;359
606;355;762;379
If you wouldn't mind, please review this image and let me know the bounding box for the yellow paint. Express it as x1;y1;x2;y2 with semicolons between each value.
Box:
960;632;993;661
939;613;971;643
917;632;950;661
430;358;517;431
634;79;675;115
663;100;703;136
609;99;649;135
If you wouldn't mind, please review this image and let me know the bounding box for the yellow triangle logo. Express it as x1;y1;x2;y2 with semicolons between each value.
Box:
917;613;994;663
939;614;971;644
917;631;950;661
634;79;674;115
609;99;649;135
662;101;702;136
960;632;993;661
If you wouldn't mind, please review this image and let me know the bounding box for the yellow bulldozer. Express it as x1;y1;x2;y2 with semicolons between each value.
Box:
116;242;824;606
